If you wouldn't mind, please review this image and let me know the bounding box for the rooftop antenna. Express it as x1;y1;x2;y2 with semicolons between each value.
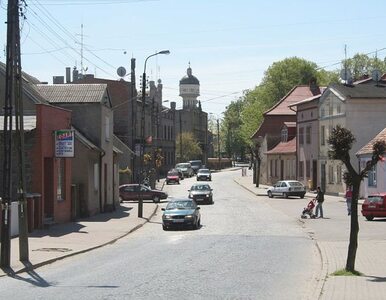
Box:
372;49;381;84
81;24;84;75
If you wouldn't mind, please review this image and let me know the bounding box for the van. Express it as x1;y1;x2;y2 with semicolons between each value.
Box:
189;160;202;174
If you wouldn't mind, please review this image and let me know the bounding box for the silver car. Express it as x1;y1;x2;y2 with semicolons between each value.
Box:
267;180;306;199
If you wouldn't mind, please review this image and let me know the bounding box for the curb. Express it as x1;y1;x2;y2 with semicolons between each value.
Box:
1;204;159;277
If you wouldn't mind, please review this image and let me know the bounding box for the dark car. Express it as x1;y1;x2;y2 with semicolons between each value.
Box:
161;198;201;230
361;193;386;221
196;168;211;181
267;180;306;199
166;169;180;185
119;184;168;203
189;160;203;174
188;183;213;204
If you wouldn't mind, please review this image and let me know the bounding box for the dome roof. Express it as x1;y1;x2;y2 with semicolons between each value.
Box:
179;66;200;85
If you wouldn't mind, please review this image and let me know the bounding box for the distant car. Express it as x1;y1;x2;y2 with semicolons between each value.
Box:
188;183;213;204
267;180;306;199
166;169;180;185
189;160;203;174
196;168;211;181
161;198;201;230
361;193;386;221
119;184;168;203
175;163;194;177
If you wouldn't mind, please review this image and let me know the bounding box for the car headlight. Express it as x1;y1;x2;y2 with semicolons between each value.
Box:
205;194;209;197
163;215;172;219
185;214;194;219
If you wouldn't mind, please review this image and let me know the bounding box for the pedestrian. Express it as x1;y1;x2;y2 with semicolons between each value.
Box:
345;186;352;216
315;186;324;218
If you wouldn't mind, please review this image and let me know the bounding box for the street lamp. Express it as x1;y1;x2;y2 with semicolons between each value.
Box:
138;50;170;218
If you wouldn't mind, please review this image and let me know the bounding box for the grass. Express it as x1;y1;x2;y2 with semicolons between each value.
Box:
332;269;363;276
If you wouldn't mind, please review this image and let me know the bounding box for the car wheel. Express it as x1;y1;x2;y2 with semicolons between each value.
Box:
195;219;201;229
300;193;305;199
153;196;160;203
162;225;168;231
268;191;273;198
119;196;123;203
283;192;288;198
365;216;374;221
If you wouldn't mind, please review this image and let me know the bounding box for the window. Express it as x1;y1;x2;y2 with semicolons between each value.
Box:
306;126;311;144
328;165;334;184
337;104;341;114
321;126;325;146
337;165;342;184
299;127;304;145
329;102;333;116
306;160;310;178
94;163;99;191
274;159;278;177
105;116;110;142
270;160;273;177
321;107;325;118
281;127;288;142
368;165;377;187
299;161;304;178
57;159;65;201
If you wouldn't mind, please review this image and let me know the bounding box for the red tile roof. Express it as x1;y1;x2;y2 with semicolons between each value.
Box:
266;137;296;154
265;86;319;116
356;128;386;155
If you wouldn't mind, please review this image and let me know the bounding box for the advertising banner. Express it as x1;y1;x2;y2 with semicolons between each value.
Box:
55;129;75;158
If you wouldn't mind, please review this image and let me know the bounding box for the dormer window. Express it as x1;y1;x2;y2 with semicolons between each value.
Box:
281;127;288;142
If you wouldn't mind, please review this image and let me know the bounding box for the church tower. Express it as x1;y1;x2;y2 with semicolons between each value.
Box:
179;63;200;110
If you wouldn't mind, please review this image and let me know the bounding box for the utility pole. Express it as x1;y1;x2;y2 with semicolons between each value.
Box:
217;119;221;170
130;58;136;183
179;111;182;162
1;0;28;267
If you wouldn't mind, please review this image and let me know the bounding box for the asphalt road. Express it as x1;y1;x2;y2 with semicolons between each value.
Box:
0;170;319;299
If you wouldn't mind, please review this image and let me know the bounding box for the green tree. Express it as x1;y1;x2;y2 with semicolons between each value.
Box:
344;53;386;81
176;132;202;162
328;125;386;272
238;57;337;147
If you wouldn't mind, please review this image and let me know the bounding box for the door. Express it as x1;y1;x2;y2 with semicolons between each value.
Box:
280;160;284;180
312;160;317;190
44;158;54;218
321;163;326;192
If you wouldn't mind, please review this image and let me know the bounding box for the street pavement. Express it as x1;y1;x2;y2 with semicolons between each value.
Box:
235;170;386;300
2;169;386;300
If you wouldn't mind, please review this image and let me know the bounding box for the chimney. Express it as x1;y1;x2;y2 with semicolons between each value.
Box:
309;78;320;96
170;101;176;110
73;67;79;82
66;67;71;83
53;76;64;84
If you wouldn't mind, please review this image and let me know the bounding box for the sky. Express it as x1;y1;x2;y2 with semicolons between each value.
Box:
1;0;386;115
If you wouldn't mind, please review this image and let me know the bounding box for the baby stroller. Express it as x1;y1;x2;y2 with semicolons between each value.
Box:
301;198;316;219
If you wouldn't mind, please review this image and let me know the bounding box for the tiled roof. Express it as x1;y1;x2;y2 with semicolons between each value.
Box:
266;137;296;154
265;86;320;115
0;116;36;131
356;128;386;155
36;84;108;104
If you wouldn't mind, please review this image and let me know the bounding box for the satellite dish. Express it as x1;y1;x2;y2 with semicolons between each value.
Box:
117;66;126;77
340;69;352;82
371;69;381;82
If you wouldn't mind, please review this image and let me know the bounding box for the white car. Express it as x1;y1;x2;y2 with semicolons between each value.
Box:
267;180;306;199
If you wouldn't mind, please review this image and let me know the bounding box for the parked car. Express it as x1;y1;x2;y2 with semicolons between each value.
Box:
361;193;386;221
196;168;211;181
175;163;194;177
188;183;214;204
267;180;306;198
189;160;203;174
161;198;201;230
119;184;168;203
166;169;180;185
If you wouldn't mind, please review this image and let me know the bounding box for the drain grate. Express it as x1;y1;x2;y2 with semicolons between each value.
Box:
32;248;72;253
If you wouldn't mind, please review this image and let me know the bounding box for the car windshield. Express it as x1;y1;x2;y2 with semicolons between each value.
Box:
191;184;210;191
190;161;201;166
288;181;303;187
166;200;195;210
168;171;178;176
198;169;210;174
176;163;190;169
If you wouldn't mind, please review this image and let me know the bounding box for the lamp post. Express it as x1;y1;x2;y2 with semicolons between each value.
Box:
138;50;170;218
253;136;263;187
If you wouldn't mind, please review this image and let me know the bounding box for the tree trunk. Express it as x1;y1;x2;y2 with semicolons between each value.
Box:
346;182;360;272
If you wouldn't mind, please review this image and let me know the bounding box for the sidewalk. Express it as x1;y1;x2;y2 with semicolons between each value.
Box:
0;201;158;277
235;172;386;300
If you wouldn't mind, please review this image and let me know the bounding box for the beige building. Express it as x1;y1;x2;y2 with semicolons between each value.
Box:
319;83;386;195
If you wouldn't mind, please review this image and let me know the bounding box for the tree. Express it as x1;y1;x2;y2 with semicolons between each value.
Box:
327;125;386;272
344;53;386;81
176;132;202;162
